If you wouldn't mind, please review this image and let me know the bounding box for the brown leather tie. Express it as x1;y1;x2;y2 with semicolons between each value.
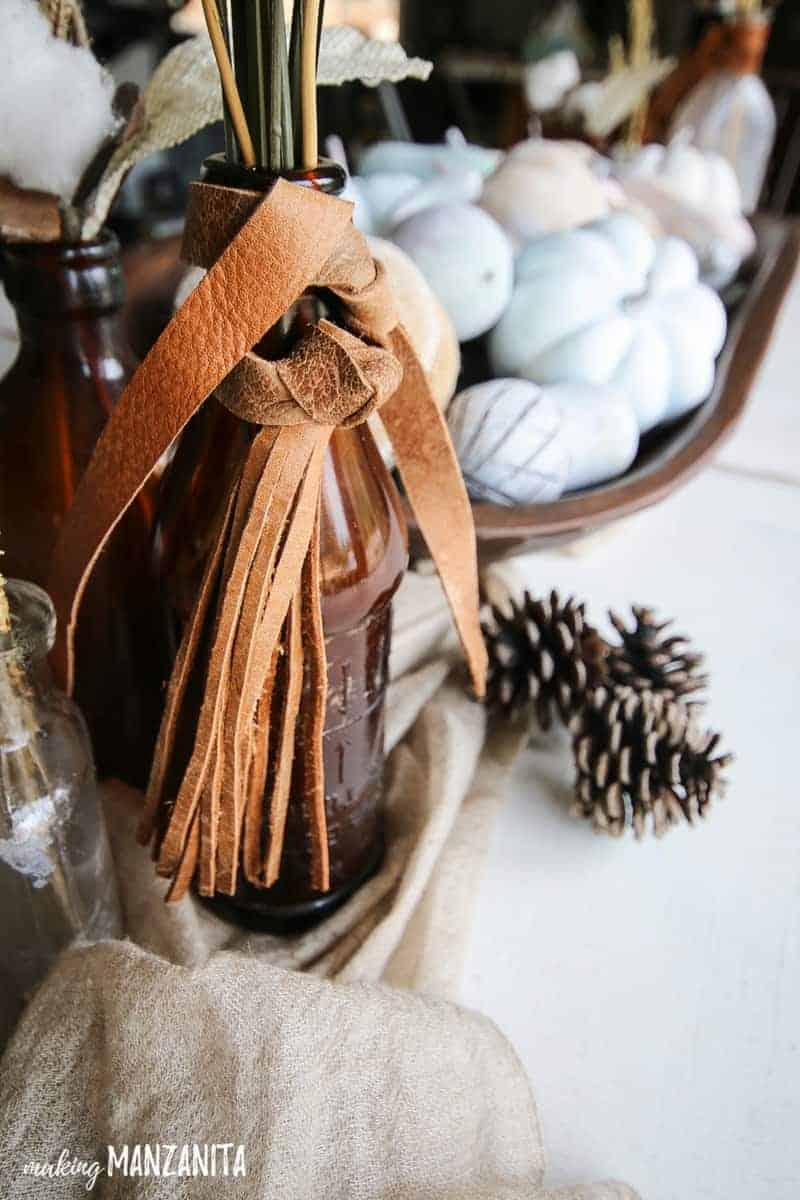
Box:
49;178;487;901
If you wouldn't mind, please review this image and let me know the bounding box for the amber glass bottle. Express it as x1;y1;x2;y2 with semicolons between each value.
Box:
0;234;167;786
155;161;408;931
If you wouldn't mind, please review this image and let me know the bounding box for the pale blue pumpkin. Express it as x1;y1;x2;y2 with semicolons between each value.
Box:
358;131;502;182
392;203;514;342
350;168;483;238
489;214;727;433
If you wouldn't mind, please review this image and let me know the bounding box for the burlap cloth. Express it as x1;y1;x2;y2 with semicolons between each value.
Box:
0;570;639;1200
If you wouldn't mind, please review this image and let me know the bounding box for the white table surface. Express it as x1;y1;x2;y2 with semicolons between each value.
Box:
462;276;800;1200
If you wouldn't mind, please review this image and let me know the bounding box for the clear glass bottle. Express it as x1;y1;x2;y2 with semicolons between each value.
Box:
154;160;408;932
0;578;121;1046
671;13;776;213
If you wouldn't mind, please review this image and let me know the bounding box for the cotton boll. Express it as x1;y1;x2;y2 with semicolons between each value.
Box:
391;204;514;342
524;49;581;113
0;0;115;201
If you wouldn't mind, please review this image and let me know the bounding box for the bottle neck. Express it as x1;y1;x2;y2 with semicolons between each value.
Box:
691;7;771;75
200;155;347;197
1;232;128;350
196;156;348;358
0;580;56;725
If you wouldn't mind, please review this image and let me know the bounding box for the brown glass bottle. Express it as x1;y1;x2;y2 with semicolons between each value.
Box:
155;161;408;932
0;234;167;787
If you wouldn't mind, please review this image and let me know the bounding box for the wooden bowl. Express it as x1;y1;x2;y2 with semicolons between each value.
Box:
413;215;800;562
122;219;799;565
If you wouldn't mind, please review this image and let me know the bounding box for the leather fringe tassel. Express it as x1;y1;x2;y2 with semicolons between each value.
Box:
139;422;333;901
49;178;487;909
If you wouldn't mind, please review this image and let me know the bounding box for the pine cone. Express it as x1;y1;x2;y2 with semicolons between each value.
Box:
483;590;608;730
571;687;732;838
606;606;708;703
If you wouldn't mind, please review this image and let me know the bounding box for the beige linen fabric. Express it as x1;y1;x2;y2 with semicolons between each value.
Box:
0;571;639;1200
0;941;635;1200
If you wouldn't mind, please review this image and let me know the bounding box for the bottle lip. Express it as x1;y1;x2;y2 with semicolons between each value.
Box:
0;229;124;315
0;580;56;664
201;155;347;197
0;229;120;266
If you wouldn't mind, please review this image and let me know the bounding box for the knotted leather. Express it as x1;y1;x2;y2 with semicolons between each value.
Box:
49;177;486;901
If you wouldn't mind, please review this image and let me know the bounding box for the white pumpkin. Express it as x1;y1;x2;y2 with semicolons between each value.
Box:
447;380;569;504
489;213;727;433
479;138;611;247
447;378;640;503
611;135;756;288
391;203;514;342
550;383;640;490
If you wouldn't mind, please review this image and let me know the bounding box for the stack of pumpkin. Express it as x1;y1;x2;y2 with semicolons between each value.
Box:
346;131;753;505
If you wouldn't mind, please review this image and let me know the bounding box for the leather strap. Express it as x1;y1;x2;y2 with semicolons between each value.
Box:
49;179;354;694
49;177;486;900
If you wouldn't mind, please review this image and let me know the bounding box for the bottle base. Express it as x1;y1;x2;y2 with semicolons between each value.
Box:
197;841;385;936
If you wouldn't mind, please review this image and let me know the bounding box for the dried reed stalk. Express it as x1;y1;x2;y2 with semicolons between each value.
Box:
201;0;257;166
626;0;657;148
299;0;321;168
211;0;325;172
38;0;89;46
